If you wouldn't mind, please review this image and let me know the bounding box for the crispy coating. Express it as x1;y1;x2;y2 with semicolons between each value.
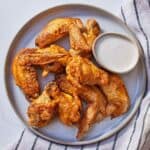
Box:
77;85;106;139
66;56;109;88
35;18;83;48
56;74;107;139
12;45;70;100
100;73;130;117
47;82;81;126
69;24;90;57
28;82;81;127
19;45;70;66
40;44;70;77
27;84;58;127
41;62;64;77
69;19;100;57
12;48;40;100
83;19;101;48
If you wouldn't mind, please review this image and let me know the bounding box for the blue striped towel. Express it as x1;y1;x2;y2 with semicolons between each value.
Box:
6;0;150;149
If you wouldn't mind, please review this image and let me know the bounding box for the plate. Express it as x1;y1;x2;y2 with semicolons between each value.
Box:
4;4;147;145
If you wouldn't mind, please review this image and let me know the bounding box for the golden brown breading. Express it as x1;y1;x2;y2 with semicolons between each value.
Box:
66;56;109;88
35;18;83;48
83;19;101;48
12;48;40;100
27;84;59;127
47;82;81;126
28;82;82;127
41;62;64;77
69;24;90;57
69;19;100;57
12;45;70;100
100;73;130;117
56;74;107;139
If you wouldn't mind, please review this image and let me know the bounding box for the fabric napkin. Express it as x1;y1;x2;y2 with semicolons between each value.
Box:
6;0;150;149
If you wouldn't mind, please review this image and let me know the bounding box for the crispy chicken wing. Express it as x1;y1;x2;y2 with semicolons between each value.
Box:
69;24;90;57
83;19;101;48
27;84;58;127
56;74;107;139
66;56;109;88
12;45;70;100
28;82;81;127
100;73;130;117
39;45;70;77
77;85;106;139
47;82;81;126
69;19;100;57
19;45;70;66
12;48;40;100
35;18;83;48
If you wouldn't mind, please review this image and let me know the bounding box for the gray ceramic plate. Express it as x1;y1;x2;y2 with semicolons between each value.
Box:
5;4;147;145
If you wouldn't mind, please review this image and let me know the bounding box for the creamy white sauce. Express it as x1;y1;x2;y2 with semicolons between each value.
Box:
95;34;139;73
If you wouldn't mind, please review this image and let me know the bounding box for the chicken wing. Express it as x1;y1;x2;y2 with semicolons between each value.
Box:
47;82;81;126
35;18;83;48
27;84;58;127
66;56;109;88
100;73;130;117
69;19;100;57
28;81;81;127
12;48;40;100
69;24;90;57
12;45;70;100
41;62;64;77
39;44;70;76
56;74;107;139
83;19;101;48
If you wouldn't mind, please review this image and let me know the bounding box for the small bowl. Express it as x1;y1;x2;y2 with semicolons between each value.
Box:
92;32;140;74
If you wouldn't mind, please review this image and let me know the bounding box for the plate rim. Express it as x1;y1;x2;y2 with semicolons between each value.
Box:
4;3;147;145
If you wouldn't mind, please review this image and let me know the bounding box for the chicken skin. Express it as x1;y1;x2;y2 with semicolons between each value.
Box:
48;82;81;126
12;48;40;100
83;19;101;49
100;73;130;118
27;84;58;127
69;19;100;57
69;24;90;57
28;82;82;127
56;74;107;139
66;56;109;88
12;45;70;100
35;18;83;48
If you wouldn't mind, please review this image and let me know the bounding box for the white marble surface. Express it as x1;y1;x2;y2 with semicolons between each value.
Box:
0;0;122;149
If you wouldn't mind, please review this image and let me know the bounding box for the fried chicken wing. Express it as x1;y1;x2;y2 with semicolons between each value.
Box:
12;48;40;100
39;45;70;76
35;18;83;48
83;19;101;48
66;56;109;88
45;82;82;126
19;45;70;66
76;85;107;139
27;84;58;127
56;74;107;139
69;24;90;57
12;45;70;100
28;82;81;127
69;19;100;57
100;73;130;117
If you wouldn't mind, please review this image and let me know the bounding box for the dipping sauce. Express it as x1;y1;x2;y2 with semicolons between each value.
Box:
93;33;139;73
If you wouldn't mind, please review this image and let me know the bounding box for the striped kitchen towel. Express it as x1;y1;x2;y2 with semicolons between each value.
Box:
6;0;150;149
